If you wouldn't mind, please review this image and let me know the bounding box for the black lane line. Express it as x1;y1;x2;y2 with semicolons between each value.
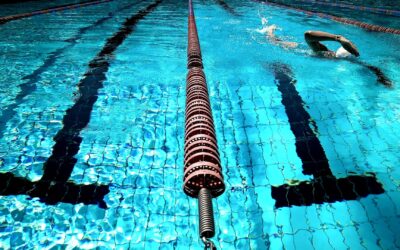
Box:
268;62;384;208
0;0;113;25
0;0;146;140
0;0;163;208
0;172;110;208
41;0;161;182
215;0;239;16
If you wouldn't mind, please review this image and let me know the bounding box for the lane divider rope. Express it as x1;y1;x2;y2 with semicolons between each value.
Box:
257;0;400;35
280;0;400;17
184;0;225;249
0;0;113;25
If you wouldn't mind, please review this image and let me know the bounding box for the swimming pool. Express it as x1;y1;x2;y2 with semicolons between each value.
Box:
0;0;399;249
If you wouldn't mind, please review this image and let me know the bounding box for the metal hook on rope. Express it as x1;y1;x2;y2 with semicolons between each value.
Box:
202;237;216;250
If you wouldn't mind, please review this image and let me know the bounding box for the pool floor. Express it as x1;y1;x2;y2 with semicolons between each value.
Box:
0;0;400;249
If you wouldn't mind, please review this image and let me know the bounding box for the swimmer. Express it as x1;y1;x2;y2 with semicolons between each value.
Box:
267;25;299;49
258;19;358;57
257;18;298;49
303;31;391;86
304;30;359;58
257;19;391;86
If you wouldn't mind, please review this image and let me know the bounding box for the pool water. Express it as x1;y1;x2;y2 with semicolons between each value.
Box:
267;0;400;29
0;0;85;17
1;0;399;249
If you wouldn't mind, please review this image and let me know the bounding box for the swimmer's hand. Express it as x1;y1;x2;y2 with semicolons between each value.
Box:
337;36;360;57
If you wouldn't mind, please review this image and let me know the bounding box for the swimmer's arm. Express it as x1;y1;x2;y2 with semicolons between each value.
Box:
304;31;341;42
304;31;334;53
304;30;360;56
337;36;360;57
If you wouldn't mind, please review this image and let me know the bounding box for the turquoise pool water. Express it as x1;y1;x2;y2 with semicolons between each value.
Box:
266;0;400;29
1;0;399;249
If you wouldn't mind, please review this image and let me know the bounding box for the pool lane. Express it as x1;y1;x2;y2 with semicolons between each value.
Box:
0;0;146;140
255;0;400;34
195;0;400;248
283;0;400;17
0;1;156;183
269;62;384;208
41;0;163;183
67;1;190;248
0;0;163;208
